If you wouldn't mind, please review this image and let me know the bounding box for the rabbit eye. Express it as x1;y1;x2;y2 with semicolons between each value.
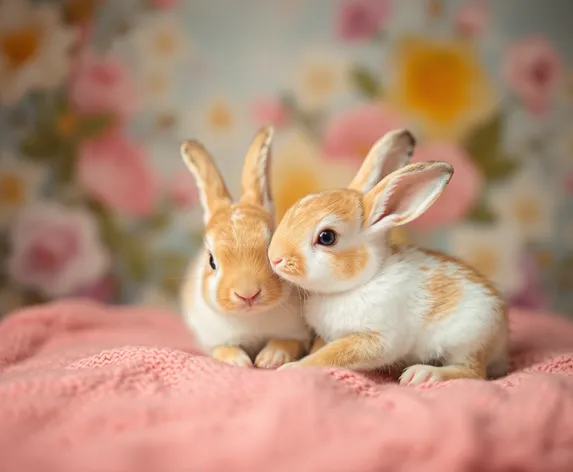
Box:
316;229;337;246
208;253;216;270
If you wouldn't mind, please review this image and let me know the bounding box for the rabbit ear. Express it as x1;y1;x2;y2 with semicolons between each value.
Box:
348;129;416;194
180;140;232;224
240;124;274;207
362;161;453;233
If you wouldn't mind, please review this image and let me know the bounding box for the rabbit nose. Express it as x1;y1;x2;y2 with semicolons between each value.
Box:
234;289;261;306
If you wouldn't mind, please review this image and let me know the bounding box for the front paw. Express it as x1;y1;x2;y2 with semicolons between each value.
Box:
255;345;293;369
225;351;254;368
212;346;253;368
399;364;442;386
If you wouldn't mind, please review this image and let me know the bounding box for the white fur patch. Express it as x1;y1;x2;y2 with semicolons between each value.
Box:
302;246;507;372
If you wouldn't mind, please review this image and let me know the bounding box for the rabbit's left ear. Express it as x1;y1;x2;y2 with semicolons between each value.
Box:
362;161;453;233
348;129;416;194
240;124;274;207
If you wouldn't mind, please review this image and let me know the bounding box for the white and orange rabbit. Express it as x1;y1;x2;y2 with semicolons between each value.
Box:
268;129;509;385
179;125;311;368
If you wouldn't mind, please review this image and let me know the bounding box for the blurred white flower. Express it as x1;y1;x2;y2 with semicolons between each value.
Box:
112;10;191;110
489;165;557;241
0;0;75;104
449;222;523;294
293;50;350;112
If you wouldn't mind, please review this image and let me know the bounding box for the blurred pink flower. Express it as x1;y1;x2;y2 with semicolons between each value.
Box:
508;249;549;310
7;202;110;298
69;50;138;119
564;173;573;194
251;98;290;128
150;0;180;8
410;142;483;230
503;36;562;115
76;22;93;44
336;0;390;41
74;275;116;302
78;131;158;217
323;103;404;165
169;170;198;209
454;2;489;37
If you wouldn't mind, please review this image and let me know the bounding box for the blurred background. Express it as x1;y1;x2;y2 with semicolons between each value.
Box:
0;0;572;317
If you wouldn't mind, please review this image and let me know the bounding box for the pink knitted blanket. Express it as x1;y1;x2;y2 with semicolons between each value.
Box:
1;300;573;472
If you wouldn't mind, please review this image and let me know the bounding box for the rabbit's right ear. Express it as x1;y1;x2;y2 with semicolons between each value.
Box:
362;161;453;234
240;124;274;207
348;129;416;194
180;140;232;224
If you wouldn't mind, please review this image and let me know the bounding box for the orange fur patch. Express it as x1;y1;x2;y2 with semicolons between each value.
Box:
419;248;502;299
331;245;368;280
437;354;487;380
424;266;462;321
418;247;508;363
297;332;383;369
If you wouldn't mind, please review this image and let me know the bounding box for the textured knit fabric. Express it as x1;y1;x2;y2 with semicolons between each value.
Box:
1;299;573;472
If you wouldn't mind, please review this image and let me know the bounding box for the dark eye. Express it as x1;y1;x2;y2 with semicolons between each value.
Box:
316;229;337;246
208;253;216;270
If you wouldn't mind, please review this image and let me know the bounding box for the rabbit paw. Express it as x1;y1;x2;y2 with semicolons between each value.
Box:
399;364;443;386
255;345;293;369
212;347;253;368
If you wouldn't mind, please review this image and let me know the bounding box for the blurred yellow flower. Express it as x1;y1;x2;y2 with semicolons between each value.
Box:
0;156;44;228
204;97;235;134
271;131;335;222
271;130;408;244
390;36;496;139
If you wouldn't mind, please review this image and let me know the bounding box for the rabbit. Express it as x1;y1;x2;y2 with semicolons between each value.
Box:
179;125;312;369
267;129;509;385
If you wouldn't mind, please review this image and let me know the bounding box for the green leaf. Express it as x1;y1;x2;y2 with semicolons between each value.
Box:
463;113;519;181
19;132;57;161
122;240;149;282
466;200;497;224
479;155;519;180
464;113;502;163
77;115;114;139
89;200;149;282
147;208;172;231
351;67;383;98
52;142;77;185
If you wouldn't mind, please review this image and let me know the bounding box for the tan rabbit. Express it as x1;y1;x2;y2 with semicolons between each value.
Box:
268;129;509;385
180;125;311;368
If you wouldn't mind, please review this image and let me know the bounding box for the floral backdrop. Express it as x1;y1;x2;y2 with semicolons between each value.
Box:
1;0;572;317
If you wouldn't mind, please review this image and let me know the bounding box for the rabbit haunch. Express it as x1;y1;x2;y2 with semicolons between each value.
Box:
268;129;509;384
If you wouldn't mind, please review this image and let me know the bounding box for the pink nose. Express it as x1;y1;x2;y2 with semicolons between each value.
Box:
234;289;261;306
271;258;283;267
